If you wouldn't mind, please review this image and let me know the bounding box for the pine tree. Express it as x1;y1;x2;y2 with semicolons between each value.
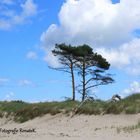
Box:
73;44;114;101
51;43;77;101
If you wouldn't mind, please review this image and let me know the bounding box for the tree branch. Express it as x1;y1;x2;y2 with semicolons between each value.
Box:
48;66;71;73
85;81;113;90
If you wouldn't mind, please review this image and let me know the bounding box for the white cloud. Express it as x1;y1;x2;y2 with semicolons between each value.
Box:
5;91;14;101
0;78;10;86
0;20;11;30
0;78;10;83
41;0;140;47
21;0;37;17
40;0;140;72
0;0;37;30
120;81;140;98
44;51;60;68
97;38;140;75
0;0;14;5
19;79;34;87
0;77;39;88
26;51;38;59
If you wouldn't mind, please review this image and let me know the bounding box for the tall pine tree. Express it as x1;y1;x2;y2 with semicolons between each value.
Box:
52;43;77;101
72;44;114;101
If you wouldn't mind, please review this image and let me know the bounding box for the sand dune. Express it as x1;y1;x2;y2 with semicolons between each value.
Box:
0;114;140;140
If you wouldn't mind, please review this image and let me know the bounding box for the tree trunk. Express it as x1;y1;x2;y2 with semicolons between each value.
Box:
82;59;86;101
70;63;75;101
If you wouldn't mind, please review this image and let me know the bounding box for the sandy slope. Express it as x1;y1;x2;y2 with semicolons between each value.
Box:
0;114;140;140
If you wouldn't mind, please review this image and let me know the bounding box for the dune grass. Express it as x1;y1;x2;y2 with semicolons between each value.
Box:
0;100;78;123
0;93;140;123
105;93;140;114
116;121;140;133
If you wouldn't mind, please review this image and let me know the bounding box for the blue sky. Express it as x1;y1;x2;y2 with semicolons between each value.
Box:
0;0;140;102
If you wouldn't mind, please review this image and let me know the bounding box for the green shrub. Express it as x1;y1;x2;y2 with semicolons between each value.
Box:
0;112;3;118
125;107;137;114
105;103;121;114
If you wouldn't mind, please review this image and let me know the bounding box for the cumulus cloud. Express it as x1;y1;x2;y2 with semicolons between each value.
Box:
97;38;140;75
26;51;38;60
41;0;140;46
0;0;37;30
43;51;60;67
40;0;140;73
120;81;140;98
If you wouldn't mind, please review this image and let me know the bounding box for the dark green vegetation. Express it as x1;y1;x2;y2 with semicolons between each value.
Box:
0;94;140;123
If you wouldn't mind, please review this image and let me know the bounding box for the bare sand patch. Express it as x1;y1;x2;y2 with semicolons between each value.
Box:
0;114;140;140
